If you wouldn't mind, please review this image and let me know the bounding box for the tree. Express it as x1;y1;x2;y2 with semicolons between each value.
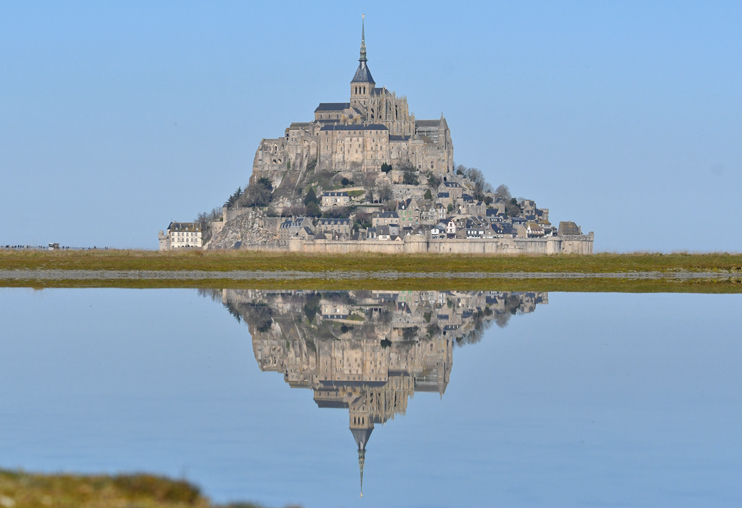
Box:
225;187;242;208
447;203;454;213
459;167;492;200
495;184;511;202
427;173;441;188
424;189;433;200
195;207;223;243
322;207;350;219
402;170;419;185
303;187;318;206
341;177;350;186
484;195;493;205
306;201;322;217
238;178;273;208
381;163;393;173
506;198;521;217
378;185;393;202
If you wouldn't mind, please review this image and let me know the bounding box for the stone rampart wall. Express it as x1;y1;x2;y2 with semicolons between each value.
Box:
236;233;594;255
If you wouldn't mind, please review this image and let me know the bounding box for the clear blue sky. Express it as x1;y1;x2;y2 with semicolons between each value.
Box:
1;1;740;251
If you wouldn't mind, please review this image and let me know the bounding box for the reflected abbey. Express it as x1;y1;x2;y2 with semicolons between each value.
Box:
204;289;547;496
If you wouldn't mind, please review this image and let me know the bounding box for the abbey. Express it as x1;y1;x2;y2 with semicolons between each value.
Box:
252;17;454;185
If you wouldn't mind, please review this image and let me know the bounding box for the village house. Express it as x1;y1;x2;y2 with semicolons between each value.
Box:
279;217;313;244
377;225;392;241
321;191;350;207
445;218;457;235
430;224;446;239
466;223;486;239
438;181;463;200
397;198;421;226
316;218;351;237
371;211;399;227
526;222;545;238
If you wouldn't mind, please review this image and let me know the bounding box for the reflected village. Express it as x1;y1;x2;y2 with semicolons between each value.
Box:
200;289;547;496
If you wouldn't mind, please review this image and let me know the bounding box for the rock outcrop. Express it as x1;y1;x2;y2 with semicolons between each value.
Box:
207;208;276;249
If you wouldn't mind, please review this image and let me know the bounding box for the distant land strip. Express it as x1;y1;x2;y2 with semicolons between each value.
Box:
1;269;741;281
2;268;742;295
1;251;742;274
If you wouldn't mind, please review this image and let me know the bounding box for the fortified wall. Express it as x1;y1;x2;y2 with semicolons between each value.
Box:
230;234;594;255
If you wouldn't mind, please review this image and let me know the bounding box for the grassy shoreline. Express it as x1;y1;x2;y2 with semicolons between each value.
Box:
0;469;267;508
1;277;741;293
2;250;741;273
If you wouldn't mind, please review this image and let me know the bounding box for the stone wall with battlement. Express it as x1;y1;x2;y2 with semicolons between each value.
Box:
231;234;594;255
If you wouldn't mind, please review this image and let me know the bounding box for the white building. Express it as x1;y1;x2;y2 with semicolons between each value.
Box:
159;222;202;251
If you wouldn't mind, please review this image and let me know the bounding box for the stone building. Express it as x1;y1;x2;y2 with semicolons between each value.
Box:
316;218;351;238
250;16;454;189
321;191;351;207
158;222;202;251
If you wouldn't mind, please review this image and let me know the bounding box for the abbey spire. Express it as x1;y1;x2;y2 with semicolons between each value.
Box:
359;13;367;63
351;14;375;109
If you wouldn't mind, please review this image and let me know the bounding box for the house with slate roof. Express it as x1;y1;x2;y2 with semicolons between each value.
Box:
158;222;202;251
321;191;350;207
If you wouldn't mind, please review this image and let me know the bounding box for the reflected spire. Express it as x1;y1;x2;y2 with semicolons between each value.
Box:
359;449;365;497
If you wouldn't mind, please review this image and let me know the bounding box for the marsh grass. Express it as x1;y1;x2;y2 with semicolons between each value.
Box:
2;276;741;293
1;250;742;274
0;469;271;508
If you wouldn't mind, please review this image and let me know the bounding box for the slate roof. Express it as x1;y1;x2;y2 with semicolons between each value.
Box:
351;62;375;84
169;222;201;232
318;218;350;225
373;211;399;218
389;135;410;142
415;120;442;128
315;103;350;112
320;124;388;132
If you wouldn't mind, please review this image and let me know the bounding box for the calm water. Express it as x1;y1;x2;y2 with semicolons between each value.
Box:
1;288;741;508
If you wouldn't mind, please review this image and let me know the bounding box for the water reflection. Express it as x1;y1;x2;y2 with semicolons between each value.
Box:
201;289;547;497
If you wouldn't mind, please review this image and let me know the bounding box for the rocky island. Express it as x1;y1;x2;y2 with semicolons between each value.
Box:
160;17;593;255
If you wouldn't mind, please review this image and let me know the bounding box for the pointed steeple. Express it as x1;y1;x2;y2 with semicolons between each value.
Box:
351;15;375;84
360;14;367;63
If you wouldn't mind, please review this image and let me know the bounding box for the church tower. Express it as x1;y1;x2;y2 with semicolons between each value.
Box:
350;14;375;110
